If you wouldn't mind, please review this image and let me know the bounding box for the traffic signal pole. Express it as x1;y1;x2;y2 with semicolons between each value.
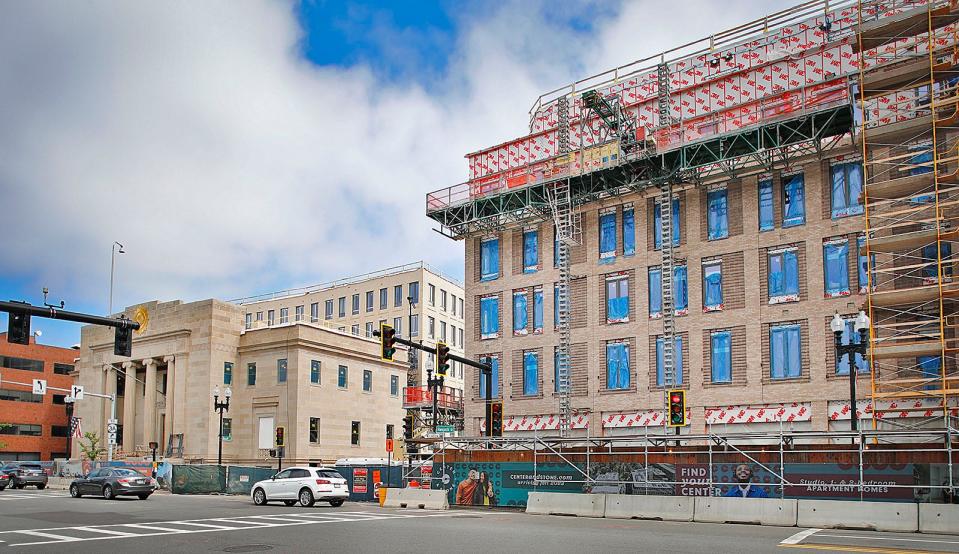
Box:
374;330;492;373
1;300;140;356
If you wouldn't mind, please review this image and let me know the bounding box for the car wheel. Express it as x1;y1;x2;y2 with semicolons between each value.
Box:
70;484;81;498
102;485;115;500
36;484;46;490
298;488;315;507
252;488;268;506
329;499;344;507
137;494;151;500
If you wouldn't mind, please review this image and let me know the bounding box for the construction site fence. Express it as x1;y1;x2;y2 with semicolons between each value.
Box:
412;427;958;508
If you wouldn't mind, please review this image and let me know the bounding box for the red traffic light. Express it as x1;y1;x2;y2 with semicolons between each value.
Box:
670;393;682;403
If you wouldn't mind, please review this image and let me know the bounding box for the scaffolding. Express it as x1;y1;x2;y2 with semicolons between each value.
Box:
856;0;959;428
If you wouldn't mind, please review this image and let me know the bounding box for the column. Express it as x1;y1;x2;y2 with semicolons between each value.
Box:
122;361;137;452
163;356;175;454
143;358;158;447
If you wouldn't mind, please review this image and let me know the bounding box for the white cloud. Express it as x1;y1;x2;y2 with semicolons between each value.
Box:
0;0;793;310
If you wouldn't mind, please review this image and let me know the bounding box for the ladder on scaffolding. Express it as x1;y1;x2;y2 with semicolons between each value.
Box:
657;61;678;396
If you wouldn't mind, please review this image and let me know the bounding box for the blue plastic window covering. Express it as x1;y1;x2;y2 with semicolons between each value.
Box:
759;178;774;231
707;188;729;240
674;265;688;313
480;296;499;337
523;351;539;396
824;241;850;296
623;208;635;256
553;284;560;327
513;293;528;333
599;212;617;260
479;357;500;398
606;277;629;323
480;238;499;281
523;230;538;272
768;250;799;299
830;163;864;218
770;324;802;379
554;349;561;393
782;174;806;227
533;288;544;332
653;198;681;249
858;236;875;292
922;242;953;279
606;342;630;390
656;336;684;387
648;267;662;316
703;263;723;310
711;331;732;383
910;149;933;175
918;356;941;390
836;320;869;376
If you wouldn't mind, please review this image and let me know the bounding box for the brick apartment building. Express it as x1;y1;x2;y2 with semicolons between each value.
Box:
0;333;77;461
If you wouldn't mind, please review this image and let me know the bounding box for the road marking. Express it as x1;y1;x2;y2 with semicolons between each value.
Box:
780;543;952;553
121;524;186;533
815;534;959;546
781;529;822;545
70;527;137;537
173;522;239;530
12;531;81;543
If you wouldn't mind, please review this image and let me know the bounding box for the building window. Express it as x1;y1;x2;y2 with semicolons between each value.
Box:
366;322;374;338
451;294;458;316
390;375;399;396
606;274;629;324
393;317;402;336
394;285;403;307
703;262;723;312
480;238;500;281
513;291;528;336
759;178;774;231
363;370;372;392
458;298;464;318
325;300;334;320
294;305;303;322
623;204;635;256
480;296;499;339
654;197;680;249
409;282;420;304
309;418;320;443
428;316;435;338
310;360;320;384
268;310;276;325
428;284;436;306
553;349;562;393
478;356;499;398
365;291;373;312
770;324;802;379
533;287;544;333
411;314;420;337
648;266;687;317
256;312;263;322
0;424;41;436
279;308;289;324
922;242;953;283
451;325;458;346
440;321;447;341
247;363;256;386
50;425;69;437
458;327;464;346
919;356;942;389
835;318;869;376
782;173;806;227
523;229;539;272
824;239;851;297
655;336;684;387
831;162;864;218
710;331;732;383
52;394;66;404
523;351;539;396
224;362;233;385
380;288;388;309
707;187;729;240
606;342;630;390
222;418;232;441
768;248;800;303
245;313;252;329
338;365;348;388
352;294;360;315
858;236;875;293
310;302;319;322
53;363;74;375
351;421;361;446
351;324;360;336
648;268;662;317
338;297;346;317
441;289;448;311
599;209;617;261
0;389;42;403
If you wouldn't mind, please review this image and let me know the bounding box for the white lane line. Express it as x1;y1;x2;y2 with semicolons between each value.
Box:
70;527;138;537
814;533;959;545
780;528;822;545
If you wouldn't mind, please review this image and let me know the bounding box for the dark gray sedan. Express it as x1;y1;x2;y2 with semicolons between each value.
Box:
0;463;48;489
70;467;156;500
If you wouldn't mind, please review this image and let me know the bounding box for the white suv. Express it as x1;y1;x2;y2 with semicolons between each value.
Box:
251;467;349;507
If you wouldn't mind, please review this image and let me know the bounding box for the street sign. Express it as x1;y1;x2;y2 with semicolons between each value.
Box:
32;379;47;395
436;424;455;433
386;438;394;452
71;385;84;400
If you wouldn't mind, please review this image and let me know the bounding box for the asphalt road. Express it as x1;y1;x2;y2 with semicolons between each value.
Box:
0;489;956;553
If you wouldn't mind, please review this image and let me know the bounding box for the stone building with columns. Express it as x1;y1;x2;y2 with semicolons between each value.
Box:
72;298;408;464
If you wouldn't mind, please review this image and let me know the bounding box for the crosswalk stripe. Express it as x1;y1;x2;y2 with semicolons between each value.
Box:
169;522;238;530
121;523;186;533
13;530;82;542
71;527;138;537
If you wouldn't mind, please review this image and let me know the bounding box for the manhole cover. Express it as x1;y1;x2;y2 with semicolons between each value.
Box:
223;545;274;553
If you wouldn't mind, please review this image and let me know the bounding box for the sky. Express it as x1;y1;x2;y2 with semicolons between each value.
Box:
0;0;791;347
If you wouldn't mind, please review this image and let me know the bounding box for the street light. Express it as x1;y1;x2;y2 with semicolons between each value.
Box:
831;310;871;431
64;395;75;459
212;385;232;465
109;241;125;314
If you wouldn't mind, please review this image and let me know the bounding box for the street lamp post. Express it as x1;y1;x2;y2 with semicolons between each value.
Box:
831;310;871;432
64;395;75;459
212;385;232;465
109;241;125;314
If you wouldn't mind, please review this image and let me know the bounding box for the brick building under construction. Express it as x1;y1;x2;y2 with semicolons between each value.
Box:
426;0;959;437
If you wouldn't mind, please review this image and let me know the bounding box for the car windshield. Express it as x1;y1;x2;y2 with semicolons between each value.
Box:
113;469;142;476
315;470;343;479
20;464;42;470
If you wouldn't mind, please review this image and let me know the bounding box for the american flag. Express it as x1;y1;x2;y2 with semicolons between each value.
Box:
70;417;82;438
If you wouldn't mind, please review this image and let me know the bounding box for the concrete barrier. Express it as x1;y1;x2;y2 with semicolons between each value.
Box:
381;487;448;510
797;499;918;532
526;492;606;518
605;494;694;521
919;503;959;535
694;497;798;527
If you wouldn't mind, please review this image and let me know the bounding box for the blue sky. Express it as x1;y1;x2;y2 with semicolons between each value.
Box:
0;0;790;348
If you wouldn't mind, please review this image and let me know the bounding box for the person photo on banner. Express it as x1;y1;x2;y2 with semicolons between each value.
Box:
474;471;495;506
456;468;479;505
724;464;769;498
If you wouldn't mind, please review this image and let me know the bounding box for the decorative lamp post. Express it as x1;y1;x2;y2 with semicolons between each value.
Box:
212;385;232;465
831;310;871;431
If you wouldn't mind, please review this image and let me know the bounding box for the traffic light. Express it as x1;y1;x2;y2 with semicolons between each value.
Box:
490;401;503;437
380;323;396;361
114;326;132;357
7;308;30;345
403;414;414;440
435;342;450;376
274;426;286;448
667;389;687;427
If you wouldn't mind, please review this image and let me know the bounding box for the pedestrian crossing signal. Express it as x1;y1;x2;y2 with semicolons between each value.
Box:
667;389;687;427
